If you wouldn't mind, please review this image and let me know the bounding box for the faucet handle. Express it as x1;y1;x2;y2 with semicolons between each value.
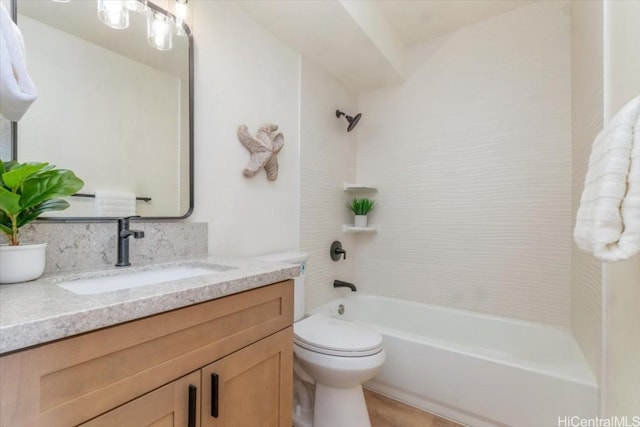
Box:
117;215;141;225
330;241;347;261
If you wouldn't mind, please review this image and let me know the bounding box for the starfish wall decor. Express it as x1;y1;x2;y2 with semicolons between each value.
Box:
237;123;284;181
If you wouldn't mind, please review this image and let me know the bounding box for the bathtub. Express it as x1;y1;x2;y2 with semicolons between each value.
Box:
312;294;598;427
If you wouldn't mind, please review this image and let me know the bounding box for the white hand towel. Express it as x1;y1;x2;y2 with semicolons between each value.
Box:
574;95;640;262
93;190;137;217
0;2;37;121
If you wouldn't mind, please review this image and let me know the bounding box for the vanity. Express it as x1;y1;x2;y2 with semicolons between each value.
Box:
0;257;298;427
0;2;296;424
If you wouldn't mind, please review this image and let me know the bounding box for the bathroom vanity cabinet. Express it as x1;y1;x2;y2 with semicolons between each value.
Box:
0;280;294;427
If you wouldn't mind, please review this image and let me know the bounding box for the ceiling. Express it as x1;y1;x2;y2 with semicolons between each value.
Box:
240;0;535;92
19;0;536;92
374;0;535;46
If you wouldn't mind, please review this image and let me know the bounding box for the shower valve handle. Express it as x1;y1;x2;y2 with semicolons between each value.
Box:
330;241;346;261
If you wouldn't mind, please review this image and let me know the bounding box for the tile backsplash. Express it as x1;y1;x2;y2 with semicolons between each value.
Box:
7;222;208;273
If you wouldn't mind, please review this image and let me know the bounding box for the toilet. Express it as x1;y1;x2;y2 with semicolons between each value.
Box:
255;252;386;427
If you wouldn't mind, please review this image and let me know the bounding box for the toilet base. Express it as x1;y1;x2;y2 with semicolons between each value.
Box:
313;383;371;427
293;409;313;427
292;374;314;427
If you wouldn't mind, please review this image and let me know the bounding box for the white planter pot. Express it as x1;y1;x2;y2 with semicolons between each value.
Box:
0;243;47;284
354;215;368;228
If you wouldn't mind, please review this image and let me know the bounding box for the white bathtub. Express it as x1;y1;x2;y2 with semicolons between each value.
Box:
313;294;598;427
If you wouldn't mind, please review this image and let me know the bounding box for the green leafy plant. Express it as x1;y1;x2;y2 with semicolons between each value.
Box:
0;160;84;246
347;198;375;215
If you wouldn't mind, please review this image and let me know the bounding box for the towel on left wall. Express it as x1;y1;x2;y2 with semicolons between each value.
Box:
0;2;37;121
93;190;137;217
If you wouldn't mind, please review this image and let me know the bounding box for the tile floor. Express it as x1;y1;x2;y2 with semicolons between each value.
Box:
364;389;464;427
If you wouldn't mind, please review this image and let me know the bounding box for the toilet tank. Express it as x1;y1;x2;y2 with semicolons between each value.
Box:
254;251;309;321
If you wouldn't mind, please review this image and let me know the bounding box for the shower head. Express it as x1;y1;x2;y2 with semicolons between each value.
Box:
336;110;362;132
346;113;361;132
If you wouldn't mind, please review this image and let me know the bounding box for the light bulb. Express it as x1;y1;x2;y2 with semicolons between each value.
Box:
175;0;187;19
97;0;129;30
174;0;187;35
52;0;71;3
147;12;173;51
126;0;147;13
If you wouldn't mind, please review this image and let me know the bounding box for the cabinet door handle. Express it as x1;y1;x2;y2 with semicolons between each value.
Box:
210;373;219;418
188;384;197;427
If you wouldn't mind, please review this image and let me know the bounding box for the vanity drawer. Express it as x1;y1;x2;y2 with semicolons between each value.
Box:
0;280;293;427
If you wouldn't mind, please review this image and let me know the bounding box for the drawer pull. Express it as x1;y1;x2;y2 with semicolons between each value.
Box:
188;384;197;427
210;373;219;418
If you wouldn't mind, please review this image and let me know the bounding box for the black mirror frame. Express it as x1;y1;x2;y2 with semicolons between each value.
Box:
9;0;194;222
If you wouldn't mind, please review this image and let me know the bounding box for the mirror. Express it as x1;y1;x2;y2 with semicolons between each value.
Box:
1;0;193;219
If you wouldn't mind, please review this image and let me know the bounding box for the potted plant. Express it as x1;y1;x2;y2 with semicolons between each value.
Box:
347;198;375;228
0;160;84;284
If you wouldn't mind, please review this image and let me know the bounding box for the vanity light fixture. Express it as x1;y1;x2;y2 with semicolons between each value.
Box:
54;0;187;51
147;11;173;51
97;0;130;30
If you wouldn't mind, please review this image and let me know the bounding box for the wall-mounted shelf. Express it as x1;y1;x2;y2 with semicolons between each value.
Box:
343;183;378;234
343;183;377;192
342;225;377;234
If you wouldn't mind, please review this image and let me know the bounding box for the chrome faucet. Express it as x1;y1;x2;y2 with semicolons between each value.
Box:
116;216;144;267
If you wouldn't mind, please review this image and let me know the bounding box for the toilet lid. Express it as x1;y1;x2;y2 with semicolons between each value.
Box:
294;313;383;357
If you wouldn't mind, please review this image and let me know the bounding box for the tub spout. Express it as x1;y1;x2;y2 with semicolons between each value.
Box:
334;280;357;292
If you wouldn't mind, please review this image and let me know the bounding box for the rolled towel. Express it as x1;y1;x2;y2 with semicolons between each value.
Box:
93;190;136;217
0;2;37;121
574;95;640;262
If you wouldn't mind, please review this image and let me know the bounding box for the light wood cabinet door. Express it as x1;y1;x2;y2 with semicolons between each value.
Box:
0;280;293;427
201;327;293;427
81;371;201;427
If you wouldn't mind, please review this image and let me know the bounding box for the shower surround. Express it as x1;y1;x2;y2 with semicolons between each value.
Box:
354;1;572;326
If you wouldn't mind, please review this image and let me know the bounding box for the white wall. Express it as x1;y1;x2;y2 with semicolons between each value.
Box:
189;1;300;257
189;1;360;310
299;58;358;311
0;118;9;160
354;1;572;325
602;0;640;417
570;0;604;385
570;0;640;413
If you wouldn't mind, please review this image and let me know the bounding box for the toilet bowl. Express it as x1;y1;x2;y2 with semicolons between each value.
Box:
294;313;386;427
254;251;386;427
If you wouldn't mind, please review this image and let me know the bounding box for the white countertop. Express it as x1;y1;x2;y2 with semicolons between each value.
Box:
0;255;299;354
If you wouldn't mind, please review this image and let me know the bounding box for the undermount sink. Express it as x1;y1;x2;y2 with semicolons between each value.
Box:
57;264;230;295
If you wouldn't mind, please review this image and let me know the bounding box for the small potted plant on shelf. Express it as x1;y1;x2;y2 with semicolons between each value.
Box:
0;159;84;284
347;197;375;228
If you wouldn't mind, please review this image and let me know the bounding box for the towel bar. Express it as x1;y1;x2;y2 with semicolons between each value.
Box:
72;193;152;202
